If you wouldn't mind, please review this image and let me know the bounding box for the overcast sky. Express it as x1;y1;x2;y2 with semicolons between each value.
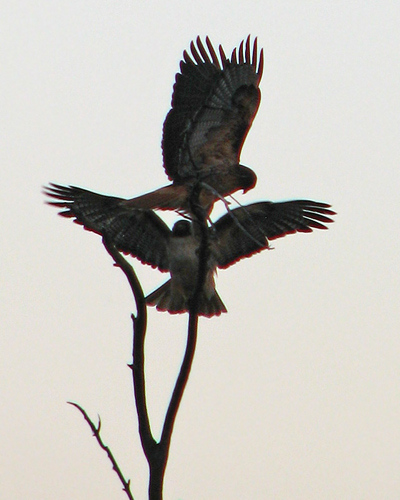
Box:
2;1;400;499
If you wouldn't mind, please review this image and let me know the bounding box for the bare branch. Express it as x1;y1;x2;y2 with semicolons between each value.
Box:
102;197;206;500
159;200;207;448
68;402;135;500
159;314;198;450
102;235;156;458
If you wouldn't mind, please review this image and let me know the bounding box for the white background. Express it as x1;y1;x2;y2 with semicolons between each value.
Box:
2;1;400;499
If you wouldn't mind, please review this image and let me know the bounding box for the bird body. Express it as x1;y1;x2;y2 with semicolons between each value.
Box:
44;36;335;317
44;184;335;317
118;36;263;216
146;220;227;316
125;164;256;216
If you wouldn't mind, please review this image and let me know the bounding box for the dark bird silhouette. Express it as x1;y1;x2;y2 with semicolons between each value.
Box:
44;184;335;317
127;35;262;215
55;36;261;218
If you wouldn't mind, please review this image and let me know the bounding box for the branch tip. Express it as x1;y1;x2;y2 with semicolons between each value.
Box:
68;400;135;500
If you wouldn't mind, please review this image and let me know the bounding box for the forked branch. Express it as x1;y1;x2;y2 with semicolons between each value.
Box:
102;232;203;500
71;203;206;499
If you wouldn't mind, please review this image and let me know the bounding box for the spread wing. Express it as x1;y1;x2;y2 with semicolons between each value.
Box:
211;200;335;269
44;184;171;271
162;36;263;181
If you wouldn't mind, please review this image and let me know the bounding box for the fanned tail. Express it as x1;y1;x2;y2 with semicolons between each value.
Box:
146;280;227;318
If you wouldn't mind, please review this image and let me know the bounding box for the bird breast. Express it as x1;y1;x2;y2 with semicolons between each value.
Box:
167;235;216;300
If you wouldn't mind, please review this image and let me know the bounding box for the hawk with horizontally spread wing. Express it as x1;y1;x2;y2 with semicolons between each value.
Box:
44;184;335;317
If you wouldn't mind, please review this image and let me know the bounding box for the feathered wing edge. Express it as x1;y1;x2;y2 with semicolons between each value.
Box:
45;183;228;317
45;184;335;317
43;183;171;271
212;200;336;269
162;36;263;181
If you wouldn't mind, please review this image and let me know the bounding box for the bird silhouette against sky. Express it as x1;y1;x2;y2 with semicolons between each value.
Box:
127;35;262;216
45;184;335;316
45;36;335;316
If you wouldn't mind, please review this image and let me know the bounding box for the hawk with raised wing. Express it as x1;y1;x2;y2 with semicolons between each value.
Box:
128;35;262;215
55;36;261;218
44;184;335;317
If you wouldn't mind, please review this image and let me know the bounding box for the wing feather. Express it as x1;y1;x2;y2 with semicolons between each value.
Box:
211;200;335;268
44;184;171;271
196;36;212;65
162;36;263;181
206;37;221;67
219;44;227;64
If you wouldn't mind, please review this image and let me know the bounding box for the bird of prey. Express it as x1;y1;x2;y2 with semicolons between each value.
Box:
62;36;261;218
127;35;262;215
44;184;335;317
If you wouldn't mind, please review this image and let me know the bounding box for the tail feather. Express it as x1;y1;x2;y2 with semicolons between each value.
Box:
146;280;227;318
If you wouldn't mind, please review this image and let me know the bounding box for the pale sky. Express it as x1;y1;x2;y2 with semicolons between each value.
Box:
2;1;400;499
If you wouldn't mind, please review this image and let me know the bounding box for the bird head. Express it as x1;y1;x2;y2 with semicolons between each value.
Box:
172;220;192;237
238;165;257;193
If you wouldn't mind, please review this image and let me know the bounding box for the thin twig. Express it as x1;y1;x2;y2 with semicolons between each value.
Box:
68;402;135;500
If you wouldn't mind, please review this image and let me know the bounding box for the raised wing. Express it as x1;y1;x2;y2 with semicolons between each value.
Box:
44;184;171;271
211;200;335;269
162;36;263;181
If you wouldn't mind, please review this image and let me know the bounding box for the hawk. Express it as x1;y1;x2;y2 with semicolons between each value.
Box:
128;35;262;215
59;36;261;218
44;184;335;317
